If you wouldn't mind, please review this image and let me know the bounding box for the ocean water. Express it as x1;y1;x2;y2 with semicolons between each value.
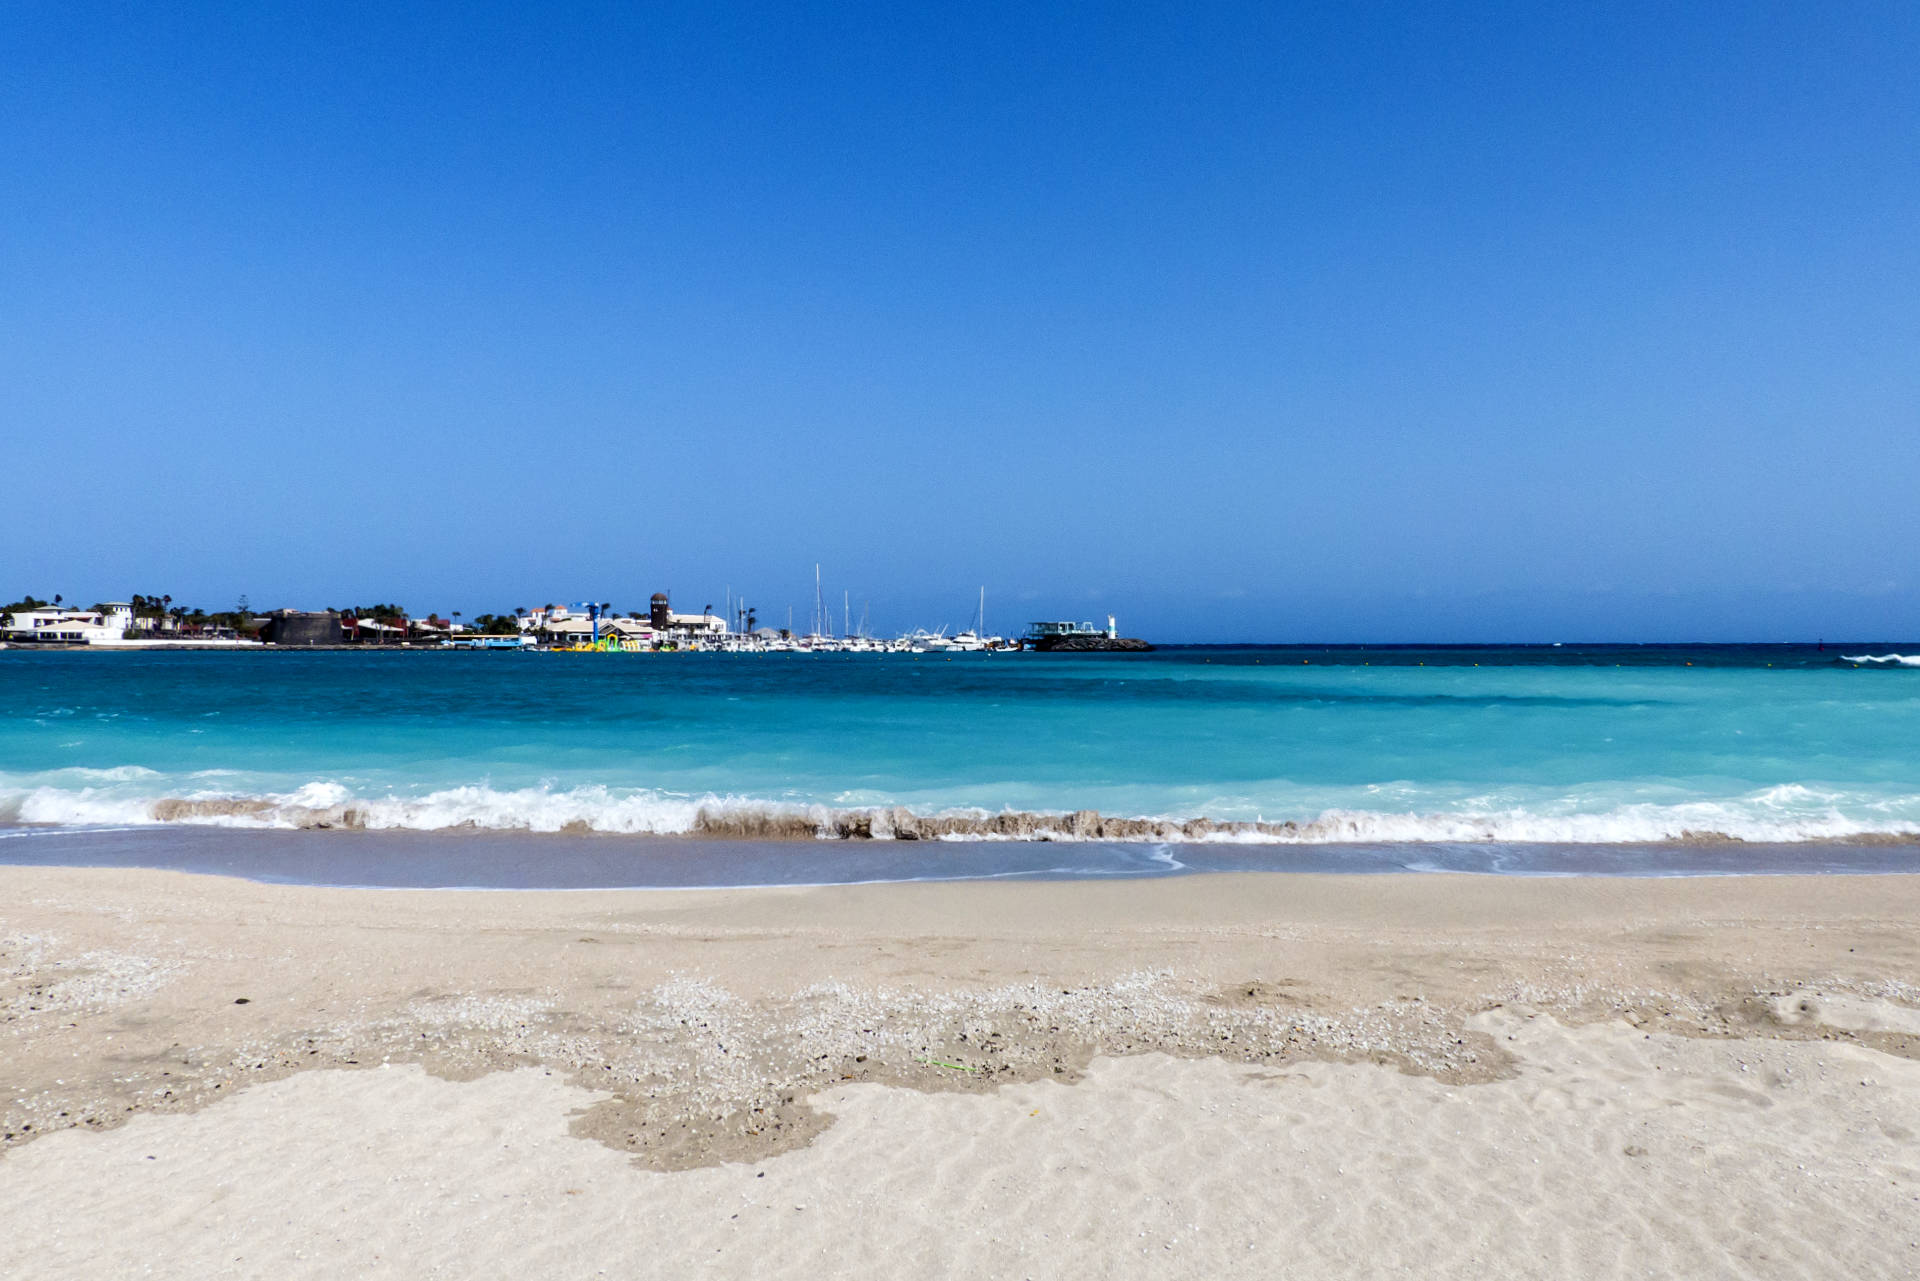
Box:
2;645;1917;859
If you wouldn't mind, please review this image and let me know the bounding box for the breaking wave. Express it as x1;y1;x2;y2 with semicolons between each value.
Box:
2;780;1918;845
1841;654;1920;667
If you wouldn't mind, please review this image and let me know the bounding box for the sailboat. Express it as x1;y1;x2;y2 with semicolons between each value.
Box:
946;587;999;652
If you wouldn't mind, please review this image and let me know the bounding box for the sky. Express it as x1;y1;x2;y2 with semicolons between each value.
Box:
3;2;1917;642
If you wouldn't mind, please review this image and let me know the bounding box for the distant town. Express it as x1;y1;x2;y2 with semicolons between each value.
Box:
0;591;1150;653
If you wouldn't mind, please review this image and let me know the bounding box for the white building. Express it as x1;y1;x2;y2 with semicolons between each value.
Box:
662;610;728;638
541;615;657;646
0;604;130;644
513;598;733;648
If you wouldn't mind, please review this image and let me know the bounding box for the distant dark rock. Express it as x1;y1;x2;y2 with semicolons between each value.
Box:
1030;635;1153;652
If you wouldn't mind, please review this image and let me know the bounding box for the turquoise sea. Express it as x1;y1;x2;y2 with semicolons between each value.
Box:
2;646;1917;865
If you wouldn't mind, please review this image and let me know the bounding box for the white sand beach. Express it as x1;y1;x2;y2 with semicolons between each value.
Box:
4;867;1919;1278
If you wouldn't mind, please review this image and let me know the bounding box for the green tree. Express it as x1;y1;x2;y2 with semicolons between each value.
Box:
2;596;50;630
470;613;521;636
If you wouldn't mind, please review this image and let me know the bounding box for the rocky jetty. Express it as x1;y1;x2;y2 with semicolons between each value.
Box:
1030;635;1153;652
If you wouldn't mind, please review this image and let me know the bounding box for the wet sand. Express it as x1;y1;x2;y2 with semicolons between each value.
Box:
3;866;1919;1277
6;823;1919;886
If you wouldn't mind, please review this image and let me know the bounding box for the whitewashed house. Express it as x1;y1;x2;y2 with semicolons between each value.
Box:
0;603;131;644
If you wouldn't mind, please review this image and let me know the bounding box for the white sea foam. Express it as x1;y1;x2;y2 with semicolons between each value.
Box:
2;779;1918;845
0;782;718;835
1255;804;1895;845
1841;654;1920;666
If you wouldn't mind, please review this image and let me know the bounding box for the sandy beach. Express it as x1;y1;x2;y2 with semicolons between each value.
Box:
3;865;1918;1278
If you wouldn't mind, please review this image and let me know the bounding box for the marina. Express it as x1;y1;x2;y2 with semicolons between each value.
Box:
4;584;1146;654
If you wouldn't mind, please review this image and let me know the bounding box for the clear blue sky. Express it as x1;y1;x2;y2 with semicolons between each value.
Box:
5;2;1916;641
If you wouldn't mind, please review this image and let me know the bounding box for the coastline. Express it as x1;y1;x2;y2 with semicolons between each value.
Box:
110;797;1920;845
4;864;1919;1276
5;824;1920;887
11;797;1920;846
